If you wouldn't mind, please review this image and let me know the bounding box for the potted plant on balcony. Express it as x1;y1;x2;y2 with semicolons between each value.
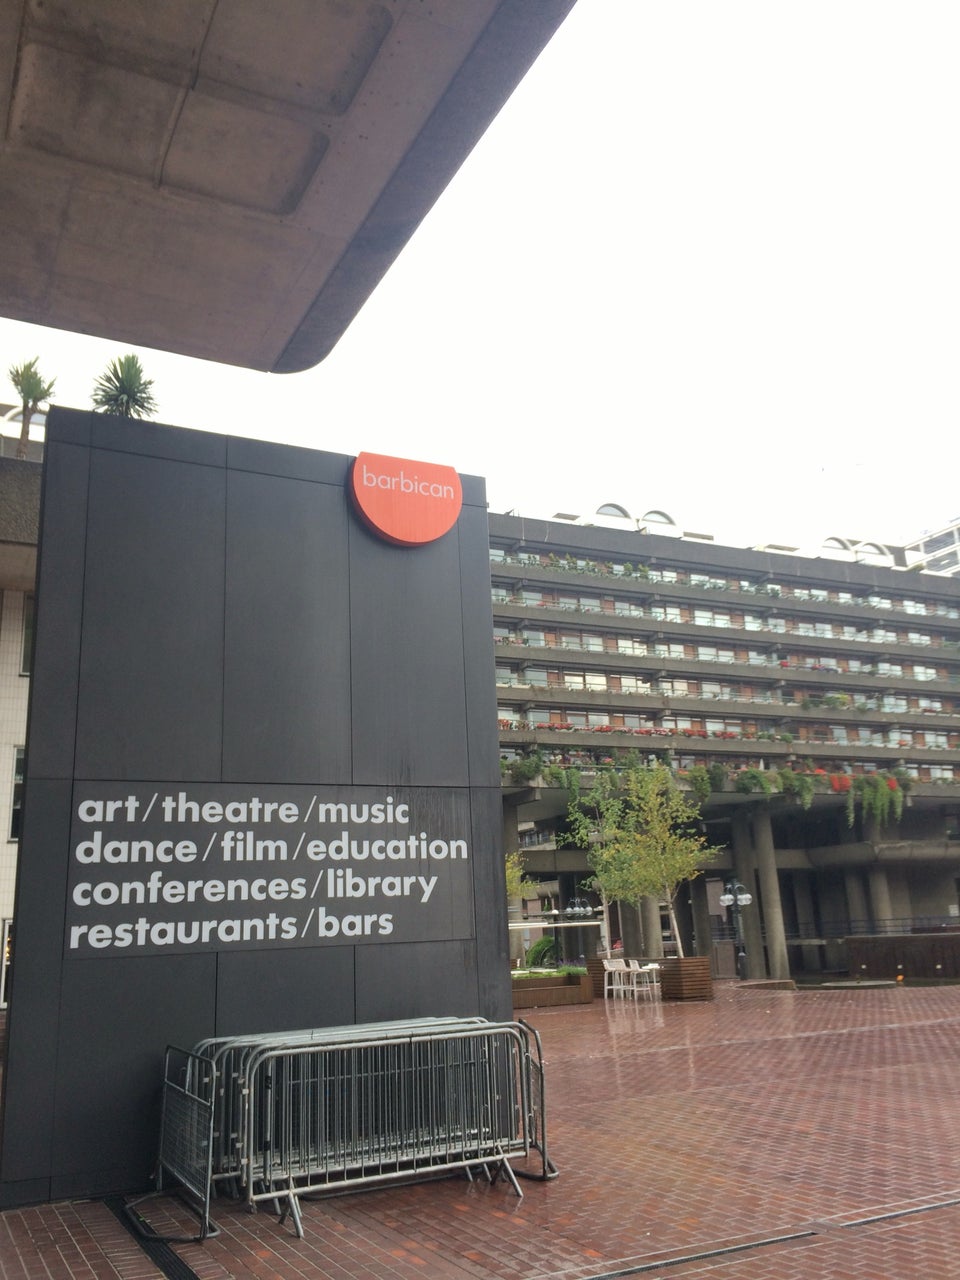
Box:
567;764;719;998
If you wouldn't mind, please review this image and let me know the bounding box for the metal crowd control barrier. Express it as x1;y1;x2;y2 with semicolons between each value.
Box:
138;1017;556;1240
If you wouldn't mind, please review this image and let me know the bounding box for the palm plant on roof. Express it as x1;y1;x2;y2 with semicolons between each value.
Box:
8;357;56;460
91;354;157;419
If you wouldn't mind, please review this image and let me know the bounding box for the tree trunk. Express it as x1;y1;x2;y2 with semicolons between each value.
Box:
667;896;685;958
16;406;32;461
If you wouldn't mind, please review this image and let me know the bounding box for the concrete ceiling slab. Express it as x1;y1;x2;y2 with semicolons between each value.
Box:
0;0;575;372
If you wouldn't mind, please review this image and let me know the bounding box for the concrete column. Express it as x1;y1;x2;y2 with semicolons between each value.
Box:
689;877;713;963
620;902;643;958
844;870;869;931
753;809;791;980
731;811;765;979
640;895;663;959
791;871;823;975
867;865;895;932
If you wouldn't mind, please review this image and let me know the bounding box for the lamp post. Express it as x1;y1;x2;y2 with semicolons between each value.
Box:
719;880;753;980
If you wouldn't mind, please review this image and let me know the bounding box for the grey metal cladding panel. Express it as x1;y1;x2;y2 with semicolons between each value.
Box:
469;786;512;1022
89;416;228;468
349;524;468;786
0;781;72;1183
222;470;351;783
54;953;217;1179
354;939;479;1023
458;503;500;787
226;436;353;486
25;443;88;779
74;450;226;780
215;946;356;1034
44;406;93;448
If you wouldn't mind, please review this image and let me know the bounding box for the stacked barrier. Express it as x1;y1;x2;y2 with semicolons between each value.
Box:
137;1017;555;1239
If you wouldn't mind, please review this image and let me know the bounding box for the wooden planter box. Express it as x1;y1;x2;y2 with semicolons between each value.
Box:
511;972;593;1009
659;956;714;1001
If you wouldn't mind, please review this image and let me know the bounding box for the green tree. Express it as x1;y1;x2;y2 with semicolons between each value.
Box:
91;354;157;419
505;849;536;902
569;764;719;957
8;357;55;460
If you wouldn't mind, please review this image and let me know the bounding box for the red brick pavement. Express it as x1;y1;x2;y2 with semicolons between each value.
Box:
4;984;960;1279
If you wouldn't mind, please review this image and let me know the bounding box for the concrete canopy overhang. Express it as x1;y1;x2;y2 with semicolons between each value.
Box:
0;0;575;372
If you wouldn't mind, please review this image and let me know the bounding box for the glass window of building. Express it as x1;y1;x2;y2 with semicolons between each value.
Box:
10;748;24;840
877;662;903;676
497;706;520;725
655;643;687;660
926;731;949;749
491;586;510;603
21;595;34;676
918;696;943;711
521;629;545;647
906;631;931;646
580;595;602;612
651;604;683;622
617;636;646;655
659;678;689;696
583;634;604;652
619;674;650;694
585;672;607;691
912;664;938;681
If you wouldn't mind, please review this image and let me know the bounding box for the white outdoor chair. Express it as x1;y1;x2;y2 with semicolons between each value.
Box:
637;962;661;1001
602;957;630;1000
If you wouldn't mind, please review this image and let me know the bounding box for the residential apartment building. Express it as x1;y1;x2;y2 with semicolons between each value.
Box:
490;512;960;978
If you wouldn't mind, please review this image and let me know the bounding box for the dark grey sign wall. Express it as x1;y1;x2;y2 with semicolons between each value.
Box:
0;409;510;1206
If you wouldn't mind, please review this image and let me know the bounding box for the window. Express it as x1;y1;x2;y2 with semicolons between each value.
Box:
651;604;683;622
10;749;24;840
877;662;903;677
655;643;686;660
868;595;893;610
560;632;582;649
582;634;604;652
743;614;764;631
521;629;545;647
662;716;693;731
830;725;848;744
618;674;650;694
918;697;943;711
694;609;731;628
747;650;770;665
906;632;931;646
556;594;578;611
925;732;949;749
617;636;646;655
872;629;898;644
901;599;928;615
20;595;34;676
520;590;545;606
579;595;602;612
491;586;510;604
929;765;956;780
912;664;938;681
497;706;520;725
659;678;689;696
881;695;907;713
766;617;786;633
495;665;517;685
585;672;607;691
815;622;834;638
697;645;735;663
613;599;644;617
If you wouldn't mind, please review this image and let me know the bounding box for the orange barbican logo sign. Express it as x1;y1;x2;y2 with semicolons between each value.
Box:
350;452;463;546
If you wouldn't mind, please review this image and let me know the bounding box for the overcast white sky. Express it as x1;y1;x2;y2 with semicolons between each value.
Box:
2;1;958;554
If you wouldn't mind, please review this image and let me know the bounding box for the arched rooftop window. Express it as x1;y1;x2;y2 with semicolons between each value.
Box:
596;503;631;519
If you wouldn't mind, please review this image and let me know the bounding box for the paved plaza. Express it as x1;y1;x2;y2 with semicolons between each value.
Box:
3;983;960;1279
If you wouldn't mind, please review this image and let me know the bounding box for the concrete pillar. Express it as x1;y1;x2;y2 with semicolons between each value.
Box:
640;895;663;959
844;870;869;931
689;876;714;967
731;811;765;979
620;902;643;958
867;865;895;932
791;871;823;975
753;809;791;980
502;805;525;964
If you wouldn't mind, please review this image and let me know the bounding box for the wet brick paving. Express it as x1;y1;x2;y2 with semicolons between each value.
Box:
4;984;960;1279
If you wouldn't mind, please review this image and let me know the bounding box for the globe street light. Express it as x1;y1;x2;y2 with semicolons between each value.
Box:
719;881;753;980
